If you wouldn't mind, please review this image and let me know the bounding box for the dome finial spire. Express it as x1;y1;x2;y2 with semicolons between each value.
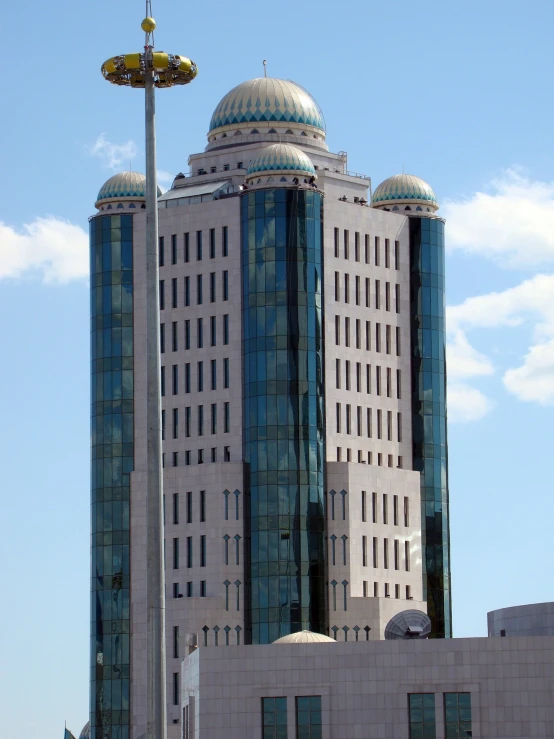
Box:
263;59;267;78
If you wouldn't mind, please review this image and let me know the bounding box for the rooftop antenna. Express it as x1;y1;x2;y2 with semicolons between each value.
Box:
263;59;267;78
100;2;197;738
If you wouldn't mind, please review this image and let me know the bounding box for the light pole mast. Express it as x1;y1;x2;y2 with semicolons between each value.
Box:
101;8;197;738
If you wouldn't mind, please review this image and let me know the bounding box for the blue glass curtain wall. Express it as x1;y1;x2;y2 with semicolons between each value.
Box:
241;188;327;644
409;216;451;638
90;214;134;739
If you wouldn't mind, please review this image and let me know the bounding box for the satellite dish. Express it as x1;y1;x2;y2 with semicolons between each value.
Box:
384;610;432;640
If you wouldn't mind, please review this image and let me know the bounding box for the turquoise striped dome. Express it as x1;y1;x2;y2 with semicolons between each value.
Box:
372;174;438;210
96;172;162;207
209;78;325;137
246;144;315;181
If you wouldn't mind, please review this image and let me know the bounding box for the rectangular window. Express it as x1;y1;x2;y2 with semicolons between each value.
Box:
185;407;191;437
186;491;192;523
396;326;401;356
223;270;229;300
197;318;203;348
377;409;382;439
197;274;203;305
160;323;165;353
387;410;393;441
374;236;380;266
211;359;217;390
172;582;179;598
383;493;388;524
366;407;372;438
356;362;361;392
224;402;230;432
334;271;340;301
173;625;179;658
375;279;380;309
408;693;436;739
355;275;360;306
159;279;165;310
395;283;401;314
334;227;339;257
384;538;389;569
209;228;215;259
198;405;204;436
185;450;191;465
172;321;178;352
211;403;217;434
394;240;400;270
172;277;178;309
185;320;190;350
346;404;351;434
345;360;350;391
365;277;370;307
171;234;177;265
224;446;230;461
223;314;229;344
405;541;410;571
444;693;471;739
386;325;391;355
199;448;204;464
295;697;322;739
159;236;165;267
197;361;204;392
335;315;340;345
211;447;217;463
184;232;190;262
173;672;179;706
186;536;192;568
393;495;398;526
365;234;370;263
376;366;381;396
222;225;228;257
262;698;288;739
345;317;350;347
185;363;191;393
196;230;202;261
210;272;216;302
375;323;381;352
385;238;390;268
357;405;362;436
355;231;360;261
395;583;400;599
372;537;378;568
200;535;206;567
355;319;360;349
200;580;206;597
172;537;179;569
184;276;190;306
397;412;402;442
404;497;409;527
172;364;178;395
406;585;411;600
385;281;390;311
397;369;402;399
363;580;368;597
362;535;367;567
372;492;377;523
161;366;166;397
361;490;367;522
365;321;370;351
336;358;341;389
172;408;178;439
336;403;341;433
186;581;192;597
344;273;349;303
224;358;230;388
344;229;349;259
394;539;399;570
210;315;216;347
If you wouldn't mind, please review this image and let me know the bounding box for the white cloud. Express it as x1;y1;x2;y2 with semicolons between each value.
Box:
157;170;174;190
0;217;88;283
504;338;554;405
88;133;138;171
448;383;494;423
442;169;554;268
447;329;494;380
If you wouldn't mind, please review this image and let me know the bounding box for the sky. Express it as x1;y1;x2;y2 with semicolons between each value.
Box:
1;0;554;737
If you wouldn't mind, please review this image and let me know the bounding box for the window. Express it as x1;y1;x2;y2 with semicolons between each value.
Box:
357;406;362;436
396;326;401;356
171;234;177;264
393;495;398;526
159;236;165;267
335;315;340;345
186;491;192;523
224;402;230;432
406;585;412;600
210;272;216;302
296;696;322;739
372;492;377;523
161;366;166;397
336;359;341;389
200;580;206;597
355;275;360;305
210;315;216;346
395;240;400;270
334;271;339;301
375;323;381;352
361;490;367;522
197;274;203;305
404;497;409;527
184;232;190;262
344;274;349;303
444;693;471;738
173;625;179;658
374;236;380;266
345;317;350;347
405;541;410;571
186;536;192;568
198;405;204;436
397;412;402;442
376;367;381;396
172;321;178;352
365;234;370;263
172;538;179;569
356;362;361;392
196;230;202;261
211;447;217;462
185;320;190;350
223;270;229;300
173;582;180;598
173;672;179;706
186;581;192;597
172;408;178;439
224;446;230;462
211;360;217;390
362;535;367;567
224;358;230;388
394;539;399;570
344;229;349;259
185;363;191;393
197;362;204;392
345;360;350;391
363;580;368;597
366;407;372;438
184;276;190;306
222;226;228;257
159;279;165;310
211;403;217;434
365;321;370;351
397;369;402;399
385;238;390;268
185;407;191;437
355;232;360;261
209;228;215;259
172;277;177;308
355;319;360;349
223;314;229;345
365;277;370;307
408;694;436;739
336;403;341;433
346;404;351;434
375;279;380;309
382;494;388;524
197;318;203;348
262;697;287;739
172;493;179;524
385;281;390;311
172;364;178;395
160;323;165;353
386;324;391;354
386;368;392;398
372;537;378;567
200;535;206;567
334;227;339;257
395;283;401;314
387;410;393;440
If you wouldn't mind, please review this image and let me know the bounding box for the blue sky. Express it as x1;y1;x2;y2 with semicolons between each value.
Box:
1;1;554;737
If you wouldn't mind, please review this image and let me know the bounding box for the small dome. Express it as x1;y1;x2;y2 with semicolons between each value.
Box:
246;144;315;183
79;721;90;739
272;630;336;644
372;174;438;211
95;171;162;209
209;78;325;138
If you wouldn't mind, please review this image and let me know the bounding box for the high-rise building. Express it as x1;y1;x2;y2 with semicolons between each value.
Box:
89;76;450;739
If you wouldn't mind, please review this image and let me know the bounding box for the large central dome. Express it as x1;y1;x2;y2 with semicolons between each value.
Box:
208;78;326;138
